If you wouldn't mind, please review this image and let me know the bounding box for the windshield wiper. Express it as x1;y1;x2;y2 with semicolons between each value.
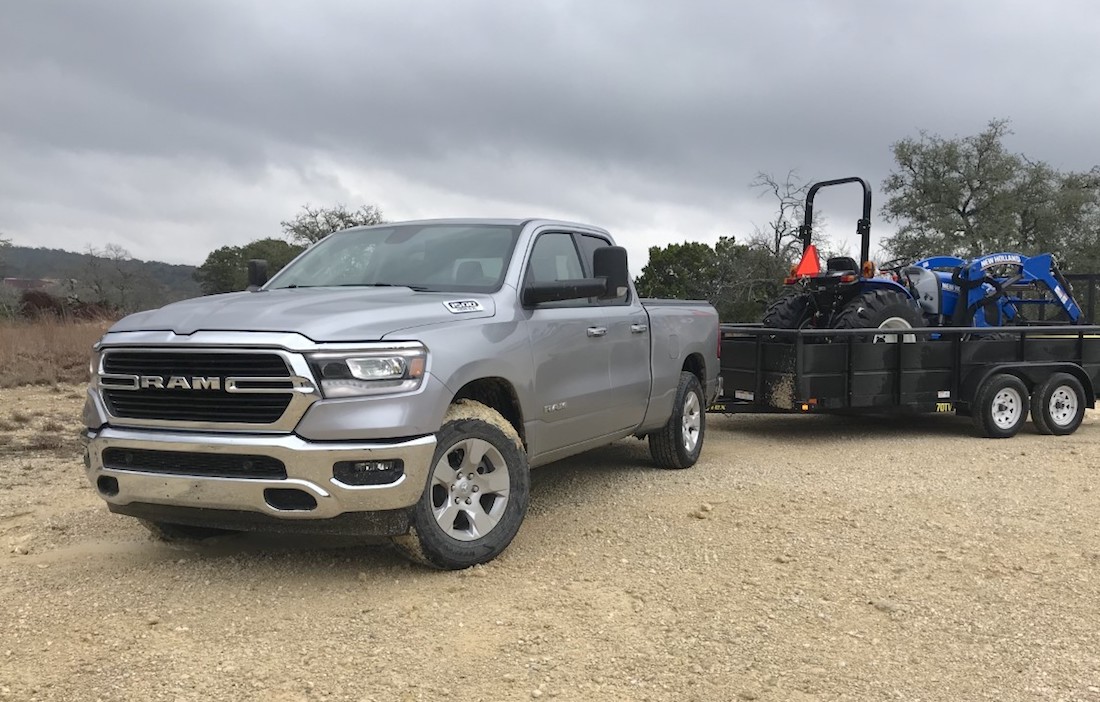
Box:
281;283;435;292
333;283;435;291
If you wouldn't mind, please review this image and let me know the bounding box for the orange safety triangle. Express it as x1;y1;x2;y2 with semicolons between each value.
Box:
793;245;821;277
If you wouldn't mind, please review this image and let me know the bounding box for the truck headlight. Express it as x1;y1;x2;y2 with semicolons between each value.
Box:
307;344;427;398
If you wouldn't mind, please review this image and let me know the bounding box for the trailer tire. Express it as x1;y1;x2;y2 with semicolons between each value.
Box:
971;373;1030;438
649;372;706;469
762;293;814;330
1031;373;1086;436
392;400;529;570
832;289;925;342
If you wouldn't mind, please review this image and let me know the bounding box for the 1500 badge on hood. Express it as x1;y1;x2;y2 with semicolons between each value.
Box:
444;300;485;313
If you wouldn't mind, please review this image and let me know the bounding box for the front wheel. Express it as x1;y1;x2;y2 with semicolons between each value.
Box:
971;373;1030;438
649;372;706;469
392;400;529;570
1031;373;1086;436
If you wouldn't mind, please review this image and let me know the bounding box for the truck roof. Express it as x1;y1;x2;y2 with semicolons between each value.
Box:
336;218;612;236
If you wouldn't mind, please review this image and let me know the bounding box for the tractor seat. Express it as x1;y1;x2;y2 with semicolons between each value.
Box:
826;256;859;274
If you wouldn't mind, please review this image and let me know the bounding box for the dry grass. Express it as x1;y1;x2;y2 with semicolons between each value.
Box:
0;318;110;388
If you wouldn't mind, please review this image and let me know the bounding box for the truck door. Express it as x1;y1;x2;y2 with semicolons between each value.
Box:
521;231;612;454
577;233;650;432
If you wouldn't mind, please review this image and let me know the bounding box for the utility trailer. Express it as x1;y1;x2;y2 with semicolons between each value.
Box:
711;325;1100;437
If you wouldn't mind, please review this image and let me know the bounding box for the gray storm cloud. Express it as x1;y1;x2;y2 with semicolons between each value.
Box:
2;0;1098;268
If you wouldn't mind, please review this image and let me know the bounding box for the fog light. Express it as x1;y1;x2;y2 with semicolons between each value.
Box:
97;475;119;497
333;459;404;486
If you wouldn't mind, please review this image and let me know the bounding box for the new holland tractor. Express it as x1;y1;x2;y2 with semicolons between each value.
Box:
762;177;1082;338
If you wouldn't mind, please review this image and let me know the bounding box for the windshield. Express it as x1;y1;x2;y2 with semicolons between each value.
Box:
267;223;521;293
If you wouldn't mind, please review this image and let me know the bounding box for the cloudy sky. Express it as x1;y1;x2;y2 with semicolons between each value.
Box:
3;0;1099;272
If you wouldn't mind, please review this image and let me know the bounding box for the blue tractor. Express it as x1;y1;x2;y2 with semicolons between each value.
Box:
762;177;1082;336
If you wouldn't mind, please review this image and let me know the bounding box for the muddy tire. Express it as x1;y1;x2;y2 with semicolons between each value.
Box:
649;372;706;469
762;293;814;330
971;373;1030;439
139;520;238;542
392;400;529;570
1031;373;1086;436
832;289;924;342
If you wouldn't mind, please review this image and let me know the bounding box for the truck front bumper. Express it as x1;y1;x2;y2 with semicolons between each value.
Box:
83;427;436;522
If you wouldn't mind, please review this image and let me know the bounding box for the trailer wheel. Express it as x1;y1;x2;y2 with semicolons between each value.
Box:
971;373;1030;438
1031;373;1086;436
832;289;924;343
762;293;814;330
392;400;529;570
649;372;706;469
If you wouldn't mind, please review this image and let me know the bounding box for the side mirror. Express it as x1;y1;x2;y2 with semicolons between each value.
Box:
246;259;269;291
593;246;629;299
522;279;607;306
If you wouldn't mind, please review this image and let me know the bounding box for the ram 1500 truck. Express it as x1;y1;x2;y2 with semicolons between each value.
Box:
82;219;721;568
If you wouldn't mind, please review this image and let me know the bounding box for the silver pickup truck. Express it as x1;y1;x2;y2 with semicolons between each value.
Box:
82;219;721;568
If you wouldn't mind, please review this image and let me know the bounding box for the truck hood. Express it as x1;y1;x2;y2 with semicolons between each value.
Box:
109;288;497;342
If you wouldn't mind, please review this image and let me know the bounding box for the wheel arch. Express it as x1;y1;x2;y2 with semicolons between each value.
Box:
451;377;527;449
682;352;705;387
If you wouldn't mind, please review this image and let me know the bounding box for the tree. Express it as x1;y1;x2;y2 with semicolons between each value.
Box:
194;238;305;295
0;233;10;276
281;203;385;245
634;237;788;322
746;171;815;263
882;120;1100;267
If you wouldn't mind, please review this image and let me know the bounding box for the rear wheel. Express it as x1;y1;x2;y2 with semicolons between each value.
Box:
1031;373;1086;436
762;293;814;329
971;373;1030;438
832;289;924;343
649;372;706;469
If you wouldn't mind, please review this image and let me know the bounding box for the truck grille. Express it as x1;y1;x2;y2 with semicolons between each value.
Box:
102;447;287;479
103;351;290;377
101;351;294;424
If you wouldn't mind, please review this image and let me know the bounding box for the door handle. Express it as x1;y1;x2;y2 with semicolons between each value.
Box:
630;323;648;334
587;326;608;337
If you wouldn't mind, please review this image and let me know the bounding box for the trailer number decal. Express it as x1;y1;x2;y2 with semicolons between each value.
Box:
936;402;954;413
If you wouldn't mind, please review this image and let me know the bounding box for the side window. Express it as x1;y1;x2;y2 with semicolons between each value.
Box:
527;232;584;283
578;234;629;305
524;232;587;308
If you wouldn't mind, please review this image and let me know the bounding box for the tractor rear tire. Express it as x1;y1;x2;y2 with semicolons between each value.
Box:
1031;373;1086;436
971;373;1030;439
832;289;924;342
762;293;814;330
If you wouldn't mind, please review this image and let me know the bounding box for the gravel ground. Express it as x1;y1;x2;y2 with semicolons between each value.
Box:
2;384;1100;701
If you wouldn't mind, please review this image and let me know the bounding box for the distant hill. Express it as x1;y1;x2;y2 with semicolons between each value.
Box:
1;245;201;311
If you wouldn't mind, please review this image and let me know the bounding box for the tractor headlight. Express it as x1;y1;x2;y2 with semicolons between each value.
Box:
308;344;427;398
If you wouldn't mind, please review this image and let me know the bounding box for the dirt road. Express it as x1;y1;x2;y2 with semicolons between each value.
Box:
2;384;1100;701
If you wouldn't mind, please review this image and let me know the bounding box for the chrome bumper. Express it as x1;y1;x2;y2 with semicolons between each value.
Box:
83;427;436;519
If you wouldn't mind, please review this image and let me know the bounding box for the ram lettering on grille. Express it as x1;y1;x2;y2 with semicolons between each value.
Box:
138;376;222;390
